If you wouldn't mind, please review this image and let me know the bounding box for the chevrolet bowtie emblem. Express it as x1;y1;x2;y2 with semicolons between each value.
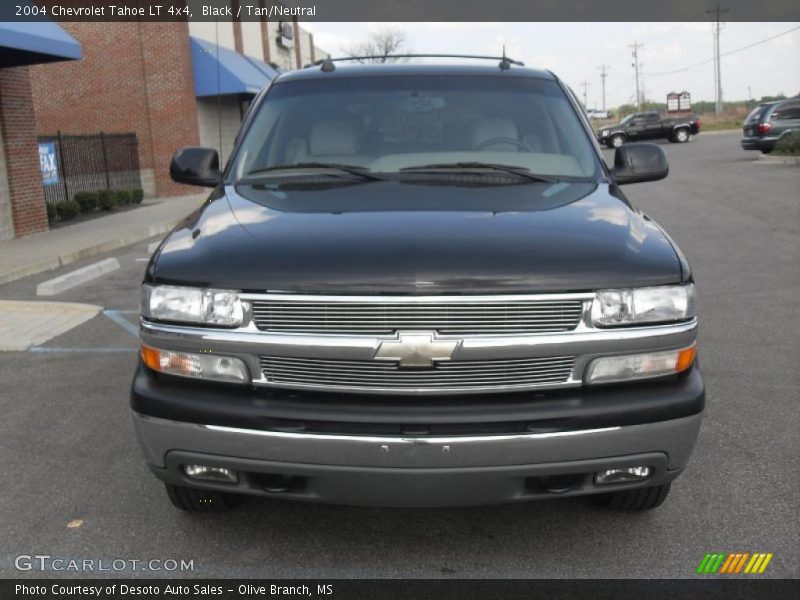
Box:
374;332;459;368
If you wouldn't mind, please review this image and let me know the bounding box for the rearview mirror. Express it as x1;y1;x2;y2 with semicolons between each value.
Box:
612;143;669;185
169;147;222;187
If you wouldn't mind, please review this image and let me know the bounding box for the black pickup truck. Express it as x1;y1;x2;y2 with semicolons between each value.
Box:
597;111;701;147
132;58;703;512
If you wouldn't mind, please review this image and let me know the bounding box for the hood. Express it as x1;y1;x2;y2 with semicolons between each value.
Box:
151;180;683;294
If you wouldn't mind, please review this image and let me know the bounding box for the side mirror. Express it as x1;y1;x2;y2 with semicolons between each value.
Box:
169;147;222;187
612;142;669;185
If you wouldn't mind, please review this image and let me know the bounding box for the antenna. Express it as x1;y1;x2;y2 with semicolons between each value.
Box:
499;45;511;70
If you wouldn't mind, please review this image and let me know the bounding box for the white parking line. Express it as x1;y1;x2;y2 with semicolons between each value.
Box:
103;309;140;338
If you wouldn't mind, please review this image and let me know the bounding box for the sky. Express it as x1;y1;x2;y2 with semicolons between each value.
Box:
302;22;800;109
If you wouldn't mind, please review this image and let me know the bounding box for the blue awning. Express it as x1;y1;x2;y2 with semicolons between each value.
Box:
190;37;277;98
0;10;82;68
246;56;282;81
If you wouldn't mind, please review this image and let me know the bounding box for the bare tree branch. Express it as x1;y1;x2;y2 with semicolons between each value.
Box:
344;29;411;63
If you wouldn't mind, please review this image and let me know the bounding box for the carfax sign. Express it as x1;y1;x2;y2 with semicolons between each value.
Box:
38;142;58;185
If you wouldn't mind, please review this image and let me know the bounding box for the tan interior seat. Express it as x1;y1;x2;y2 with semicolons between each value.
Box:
289;120;373;166
469;117;521;151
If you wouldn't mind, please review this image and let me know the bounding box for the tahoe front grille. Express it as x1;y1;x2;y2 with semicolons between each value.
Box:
250;298;584;335
259;355;576;393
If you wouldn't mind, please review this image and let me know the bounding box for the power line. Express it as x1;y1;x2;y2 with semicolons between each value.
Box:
608;76;634;95
648;24;800;77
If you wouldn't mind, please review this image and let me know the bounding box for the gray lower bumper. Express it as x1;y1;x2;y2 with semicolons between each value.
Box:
133;412;702;506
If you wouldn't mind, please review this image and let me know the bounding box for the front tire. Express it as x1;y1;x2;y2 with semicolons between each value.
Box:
594;483;671;510
673;128;690;143
610;134;625;148
164;483;242;512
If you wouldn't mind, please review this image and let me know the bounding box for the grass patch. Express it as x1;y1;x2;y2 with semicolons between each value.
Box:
773;131;800;156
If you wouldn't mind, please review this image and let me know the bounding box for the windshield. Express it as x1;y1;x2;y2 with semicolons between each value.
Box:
620;114;634;126
230;75;600;182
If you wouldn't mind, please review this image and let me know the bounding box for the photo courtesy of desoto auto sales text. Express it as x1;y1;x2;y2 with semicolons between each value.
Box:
0;1;797;598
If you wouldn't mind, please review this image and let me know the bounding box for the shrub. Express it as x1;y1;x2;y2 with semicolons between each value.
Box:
773;131;800;156
130;188;145;204
56;200;80;221
73;191;98;213
46;203;57;224
97;189;115;211
113;189;131;206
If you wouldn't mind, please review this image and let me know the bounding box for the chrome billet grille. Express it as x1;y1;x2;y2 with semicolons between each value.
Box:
259;355;575;392
250;299;584;335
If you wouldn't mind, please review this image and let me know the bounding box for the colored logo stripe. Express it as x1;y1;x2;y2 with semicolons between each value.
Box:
697;552;773;575
697;553;726;574
744;553;773;574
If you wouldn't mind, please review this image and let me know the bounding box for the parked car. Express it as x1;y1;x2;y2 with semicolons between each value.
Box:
597;111;700;147
586;109;609;119
133;58;703;512
740;99;800;153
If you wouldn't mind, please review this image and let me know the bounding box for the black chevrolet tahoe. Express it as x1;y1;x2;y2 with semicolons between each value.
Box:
132;58;703;512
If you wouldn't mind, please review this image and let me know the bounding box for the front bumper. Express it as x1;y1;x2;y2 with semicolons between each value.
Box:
132;397;703;506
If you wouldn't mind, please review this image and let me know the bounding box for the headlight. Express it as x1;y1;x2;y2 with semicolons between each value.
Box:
586;344;696;385
601;130;609;137
141;284;243;326
591;284;695;327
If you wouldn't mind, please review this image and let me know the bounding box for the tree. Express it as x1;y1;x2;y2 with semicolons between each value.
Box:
344;29;410;63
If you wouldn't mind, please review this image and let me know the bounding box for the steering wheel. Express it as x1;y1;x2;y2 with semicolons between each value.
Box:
475;137;530;151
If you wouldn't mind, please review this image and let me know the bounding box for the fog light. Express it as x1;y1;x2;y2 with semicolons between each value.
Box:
595;466;651;485
183;464;238;484
141;345;249;383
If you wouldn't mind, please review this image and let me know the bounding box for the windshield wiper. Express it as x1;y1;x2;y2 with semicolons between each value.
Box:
400;162;560;183
243;162;385;181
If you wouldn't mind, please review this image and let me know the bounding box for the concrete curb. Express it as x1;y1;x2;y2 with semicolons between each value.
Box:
0;219;180;287
36;257;121;296
757;154;800;165
697;128;741;135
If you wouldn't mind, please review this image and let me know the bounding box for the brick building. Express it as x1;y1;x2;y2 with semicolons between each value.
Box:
31;18;325;201
0;21;81;240
0;11;326;240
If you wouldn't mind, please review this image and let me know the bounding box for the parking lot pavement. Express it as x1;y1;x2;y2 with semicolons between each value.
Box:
0;131;797;579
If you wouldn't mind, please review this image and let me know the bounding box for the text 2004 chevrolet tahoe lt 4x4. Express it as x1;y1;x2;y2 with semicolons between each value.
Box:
132;58;703;511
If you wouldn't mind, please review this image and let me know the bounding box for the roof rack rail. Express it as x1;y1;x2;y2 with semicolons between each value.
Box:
309;52;525;73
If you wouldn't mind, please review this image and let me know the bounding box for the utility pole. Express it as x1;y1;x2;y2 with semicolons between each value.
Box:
707;3;730;115
629;42;644;110
598;64;609;111
579;80;590;108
